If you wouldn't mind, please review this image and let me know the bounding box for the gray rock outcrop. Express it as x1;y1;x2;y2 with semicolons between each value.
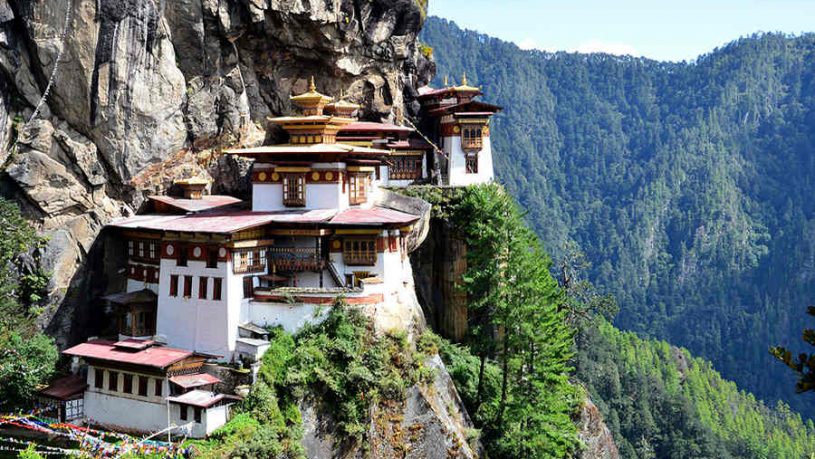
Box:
301;355;481;459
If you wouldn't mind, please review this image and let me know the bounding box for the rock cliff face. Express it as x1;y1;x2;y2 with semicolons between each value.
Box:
301;355;480;459
0;0;433;345
577;398;620;459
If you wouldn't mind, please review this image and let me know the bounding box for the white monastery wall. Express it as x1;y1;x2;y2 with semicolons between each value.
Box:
156;259;234;359
85;366;168;433
444;136;494;186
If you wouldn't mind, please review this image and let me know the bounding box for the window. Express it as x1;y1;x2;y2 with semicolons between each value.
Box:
194;407;202;423
65;398;84;421
180;405;188;421
123;374;133;394
177;243;188;267
108;371;118;391
348;173;369;205
461;125;483;150
133;310;154;336
343;239;377;266
233;248;267;274
129;240;159;263
138;376;148;397
94;368;104;389
199;277;208;300
183;276;193;298
206;247;219;268
213;278;223;301
169;275;179;297
243;277;254;299
282;173;306;207
465;153;479;174
155;378;163;397
390;155;423;180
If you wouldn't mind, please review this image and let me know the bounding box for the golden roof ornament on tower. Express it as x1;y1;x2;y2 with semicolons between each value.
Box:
290;76;334;116
453;71;480;93
325;89;361;118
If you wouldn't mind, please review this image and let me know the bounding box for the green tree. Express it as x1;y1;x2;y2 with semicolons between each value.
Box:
453;184;579;458
771;306;815;393
0;198;56;408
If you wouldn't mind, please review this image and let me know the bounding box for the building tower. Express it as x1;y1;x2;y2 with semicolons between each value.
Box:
417;73;502;186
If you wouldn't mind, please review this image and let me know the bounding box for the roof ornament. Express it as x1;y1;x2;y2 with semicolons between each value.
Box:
461;72;468;86
443;75;449;86
309;75;317;92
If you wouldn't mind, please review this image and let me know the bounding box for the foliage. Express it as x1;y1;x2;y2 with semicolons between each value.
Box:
17;444;44;459
0;198;49;329
412;183;580;458
578;318;815;458
419;42;434;59
200;305;436;456
422;17;815;417
0;198;56;409
0;332;58;406
282;305;432;445
772;306;815;393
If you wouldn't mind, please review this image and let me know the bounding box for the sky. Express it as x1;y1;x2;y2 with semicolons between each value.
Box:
427;0;815;62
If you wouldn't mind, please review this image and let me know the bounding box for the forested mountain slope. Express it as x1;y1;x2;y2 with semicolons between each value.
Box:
421;17;815;417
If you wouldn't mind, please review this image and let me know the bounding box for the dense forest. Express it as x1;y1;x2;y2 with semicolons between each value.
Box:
421;17;815;418
577;320;815;458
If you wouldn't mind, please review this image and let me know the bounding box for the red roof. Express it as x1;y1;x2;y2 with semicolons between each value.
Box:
329;207;420;226
109;209;337;234
113;339;156;350
428;100;502;117
169;373;222;390
417;85;483;99
167;390;241;408
149;195;242;213
38;374;87;401
63;339;194;369
339;121;413;133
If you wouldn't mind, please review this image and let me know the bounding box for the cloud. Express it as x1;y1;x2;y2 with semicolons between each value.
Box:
575;40;640;57
515;37;640;57
517;38;541;50
516;38;559;53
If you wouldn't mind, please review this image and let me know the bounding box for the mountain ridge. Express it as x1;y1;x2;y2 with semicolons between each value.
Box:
421;16;815;418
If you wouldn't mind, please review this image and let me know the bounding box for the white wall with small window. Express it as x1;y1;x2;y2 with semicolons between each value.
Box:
84;365;169;434
171;402;229;438
443;135;494;186
253;181;349;212
157;255;235;360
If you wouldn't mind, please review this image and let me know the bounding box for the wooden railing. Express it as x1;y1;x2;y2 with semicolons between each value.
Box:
269;247;323;272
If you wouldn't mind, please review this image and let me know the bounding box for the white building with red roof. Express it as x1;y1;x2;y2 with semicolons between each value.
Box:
55;338;237;437
99;79;428;366
42;78;444;438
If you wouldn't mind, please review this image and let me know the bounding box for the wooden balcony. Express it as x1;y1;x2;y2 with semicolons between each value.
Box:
268;247;323;272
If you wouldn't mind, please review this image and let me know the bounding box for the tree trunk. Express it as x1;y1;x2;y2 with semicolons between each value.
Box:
496;331;510;425
475;352;487;410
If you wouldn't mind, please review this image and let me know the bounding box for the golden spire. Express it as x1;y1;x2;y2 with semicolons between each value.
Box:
291;77;333;116
443;75;449;86
461;72;468;86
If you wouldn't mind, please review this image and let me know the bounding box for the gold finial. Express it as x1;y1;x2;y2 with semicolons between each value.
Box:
309;76;316;92
461;72;468;86
443;75;449;86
